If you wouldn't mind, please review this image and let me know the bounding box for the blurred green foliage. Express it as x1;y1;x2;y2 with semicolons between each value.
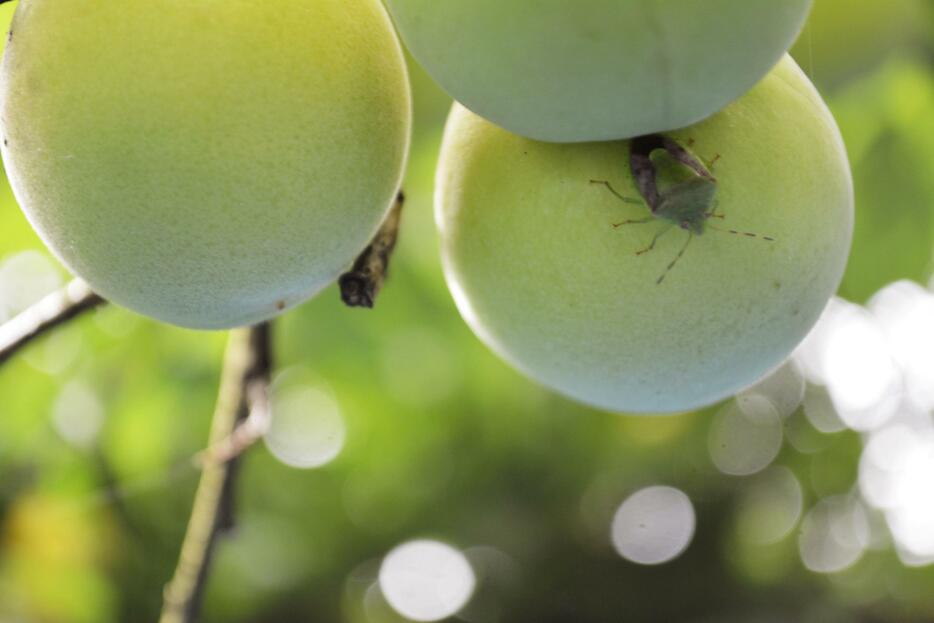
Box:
1;1;934;622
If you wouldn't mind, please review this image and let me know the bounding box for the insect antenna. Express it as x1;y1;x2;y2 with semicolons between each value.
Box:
707;224;775;242
657;233;694;285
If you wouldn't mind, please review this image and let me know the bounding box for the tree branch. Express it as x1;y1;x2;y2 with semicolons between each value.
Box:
160;322;273;623
193;375;271;472
339;191;405;308
0;279;105;366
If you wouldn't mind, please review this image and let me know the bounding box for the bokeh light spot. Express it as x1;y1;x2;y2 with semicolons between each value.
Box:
868;280;934;412
802;384;846;434
798;496;869;574
796;298;901;432
611;486;695;565
709;397;783;476
0;250;62;320
51;380;105;449
264;385;345;469
379;539;476;622
739;359;806;420
735;467;804;545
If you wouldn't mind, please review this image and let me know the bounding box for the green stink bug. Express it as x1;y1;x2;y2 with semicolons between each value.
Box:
591;134;774;284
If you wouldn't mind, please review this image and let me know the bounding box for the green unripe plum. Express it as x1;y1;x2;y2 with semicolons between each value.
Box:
436;57;853;414
0;0;410;329
385;0;812;142
791;0;925;90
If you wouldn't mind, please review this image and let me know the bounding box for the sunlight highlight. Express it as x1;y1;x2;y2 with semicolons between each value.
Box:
709;396;783;476
264;384;345;470
379;539;476;622
868;281;934;412
735;467;803;545
611;486;695;565
790;280;934;571
798;496;869;574
738;360;806;420
0;250;62;321
51;380;104;449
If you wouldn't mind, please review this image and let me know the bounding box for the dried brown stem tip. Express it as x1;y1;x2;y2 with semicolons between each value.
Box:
0;280;105;366
339;190;405;308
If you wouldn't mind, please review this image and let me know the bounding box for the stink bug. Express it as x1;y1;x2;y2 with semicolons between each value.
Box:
591;134;774;284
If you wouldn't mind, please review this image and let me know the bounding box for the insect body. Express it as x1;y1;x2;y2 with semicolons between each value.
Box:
591;133;773;284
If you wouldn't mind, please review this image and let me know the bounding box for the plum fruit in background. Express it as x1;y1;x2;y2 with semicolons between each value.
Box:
791;0;926;90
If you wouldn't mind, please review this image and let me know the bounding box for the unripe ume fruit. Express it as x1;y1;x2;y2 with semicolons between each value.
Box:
436;56;853;414
790;0;924;90
0;0;411;329
386;0;812;142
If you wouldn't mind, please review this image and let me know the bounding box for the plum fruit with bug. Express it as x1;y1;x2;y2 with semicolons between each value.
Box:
384;0;813;142
0;0;411;329
435;56;853;414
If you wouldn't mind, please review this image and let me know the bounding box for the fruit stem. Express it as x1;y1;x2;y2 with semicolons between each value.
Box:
160;322;273;623
0;279;105;366
339;190;405;308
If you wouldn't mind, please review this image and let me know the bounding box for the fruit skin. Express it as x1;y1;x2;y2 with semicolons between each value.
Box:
386;0;812;142
436;56;853;414
0;0;411;329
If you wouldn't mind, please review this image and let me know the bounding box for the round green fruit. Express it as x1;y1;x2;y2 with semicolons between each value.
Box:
791;0;924;90
386;0;812;142
0;0;410;329
436;56;853;414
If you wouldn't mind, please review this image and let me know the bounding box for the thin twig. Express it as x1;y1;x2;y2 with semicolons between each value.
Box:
339;190;405;308
160;322;273;623
193;377;271;470
0;279;105;366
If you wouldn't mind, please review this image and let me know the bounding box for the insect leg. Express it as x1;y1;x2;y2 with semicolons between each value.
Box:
613;217;653;228
657;232;694;285
705;198;725;219
589;180;642;205
683;136;720;172
636;225;673;255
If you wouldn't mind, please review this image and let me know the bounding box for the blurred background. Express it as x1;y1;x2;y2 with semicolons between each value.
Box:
2;1;934;621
